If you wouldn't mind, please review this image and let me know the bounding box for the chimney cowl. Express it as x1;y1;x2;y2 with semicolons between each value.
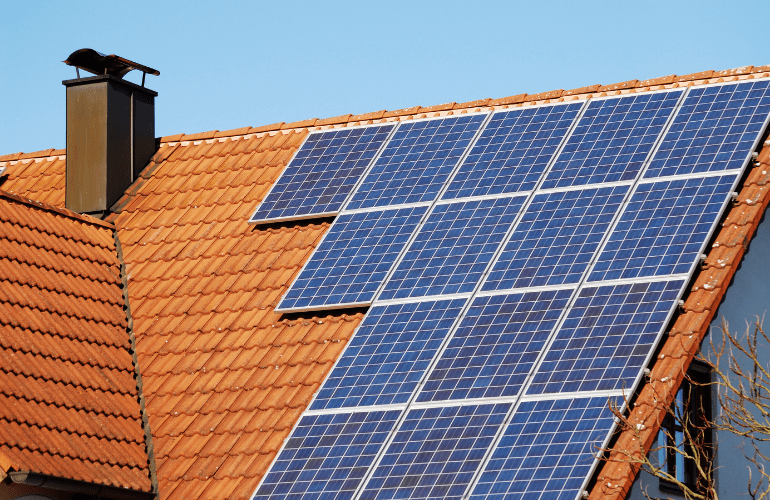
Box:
63;49;158;218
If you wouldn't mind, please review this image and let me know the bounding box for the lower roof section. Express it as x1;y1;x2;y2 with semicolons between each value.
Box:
0;191;152;493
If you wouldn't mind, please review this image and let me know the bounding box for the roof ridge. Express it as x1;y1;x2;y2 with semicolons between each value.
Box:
0;190;114;230
153;65;769;143
4;66;767;160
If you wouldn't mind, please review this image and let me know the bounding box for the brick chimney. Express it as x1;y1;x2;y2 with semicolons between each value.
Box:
62;49;159;217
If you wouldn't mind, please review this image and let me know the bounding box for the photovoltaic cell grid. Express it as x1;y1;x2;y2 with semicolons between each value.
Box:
250;125;394;223
378;196;526;301
528;279;684;395
542;90;683;189
442;103;583;200
277;206;428;311
469;396;621;500
418;289;573;403
346;114;487;211
588;175;737;282
645;80;770;178
254;410;401;500
310;298;467;411
482;185;629;292
360;403;510;500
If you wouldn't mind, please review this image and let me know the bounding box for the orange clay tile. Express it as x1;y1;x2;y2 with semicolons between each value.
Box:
0;192;152;492
5;64;770;500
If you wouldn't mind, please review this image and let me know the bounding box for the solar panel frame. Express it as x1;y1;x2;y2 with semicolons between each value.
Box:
415;288;575;403
343;112;491;212
357;401;512;500
586;171;741;283
308;297;469;411
251;408;404;500
525;277;688;396
376;194;528;302
541;88;686;190
643;78;770;179
466;394;623;500
249;123;397;225
439;101;587;201
276;205;429;312
479;184;631;292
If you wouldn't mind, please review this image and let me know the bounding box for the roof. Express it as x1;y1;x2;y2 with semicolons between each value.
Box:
1;64;770;500
0;190;152;492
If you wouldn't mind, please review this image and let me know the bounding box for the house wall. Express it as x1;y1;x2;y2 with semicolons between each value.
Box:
626;211;770;499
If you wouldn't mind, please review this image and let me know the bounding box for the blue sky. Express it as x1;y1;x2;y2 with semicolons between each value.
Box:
2;0;769;154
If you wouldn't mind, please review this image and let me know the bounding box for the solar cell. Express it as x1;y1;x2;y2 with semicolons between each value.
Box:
254;410;401;500
310;298;467;410
527;279;684;395
542;90;683;189
277;206;427;311
470;396;621;500
250;125;394;223
417;289;572;402
442;103;583;200
482;185;629;292
378;196;526;301
588;174;737;282
645;80;770;178
360;403;510;500
345;114;487;211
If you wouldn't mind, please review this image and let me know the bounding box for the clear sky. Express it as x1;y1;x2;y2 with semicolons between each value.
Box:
2;0;769;154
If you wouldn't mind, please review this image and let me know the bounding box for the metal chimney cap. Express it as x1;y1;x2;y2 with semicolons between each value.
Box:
63;48;160;79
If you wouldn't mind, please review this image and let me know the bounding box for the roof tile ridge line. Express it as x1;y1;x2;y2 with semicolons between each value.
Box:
0;386;136;420
0;411;142;443
0;189;114;230
588;142;770;500
0;415;144;447
0;341;127;373
112;228;159;495
149;375;324;399
0;149;65;163
0;364;135;398
0;435;146;469
3;271;126;310
0;298;125;330
150;66;770;145
0;252;122;292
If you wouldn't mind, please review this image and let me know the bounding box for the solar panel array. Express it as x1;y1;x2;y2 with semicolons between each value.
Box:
251;79;770;500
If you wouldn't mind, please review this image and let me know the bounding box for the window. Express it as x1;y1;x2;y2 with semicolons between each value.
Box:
657;362;712;492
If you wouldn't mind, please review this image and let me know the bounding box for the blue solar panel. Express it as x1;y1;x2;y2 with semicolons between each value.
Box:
250;125;394;223
360;403;510;500
278;206;427;311
254;410;401;500
310;298;467;410
378;196;526;301
588;175;737;282
442;103;583;200
527;279;684;395
542;90;683;189
645;80;770;178
417;289;572;403
482;185;629;292
470;396;620;500
345;114;487;210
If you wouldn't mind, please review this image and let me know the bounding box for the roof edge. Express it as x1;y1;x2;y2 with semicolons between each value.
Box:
154;64;768;143
0;189;114;230
8;470;156;500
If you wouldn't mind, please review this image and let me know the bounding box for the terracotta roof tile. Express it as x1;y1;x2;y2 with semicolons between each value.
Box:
0;194;151;491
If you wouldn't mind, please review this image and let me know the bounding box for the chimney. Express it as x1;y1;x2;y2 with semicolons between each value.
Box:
62;49;159;217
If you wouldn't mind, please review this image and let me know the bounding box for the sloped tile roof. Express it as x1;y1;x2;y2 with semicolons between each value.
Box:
2;64;770;500
0;191;152;492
